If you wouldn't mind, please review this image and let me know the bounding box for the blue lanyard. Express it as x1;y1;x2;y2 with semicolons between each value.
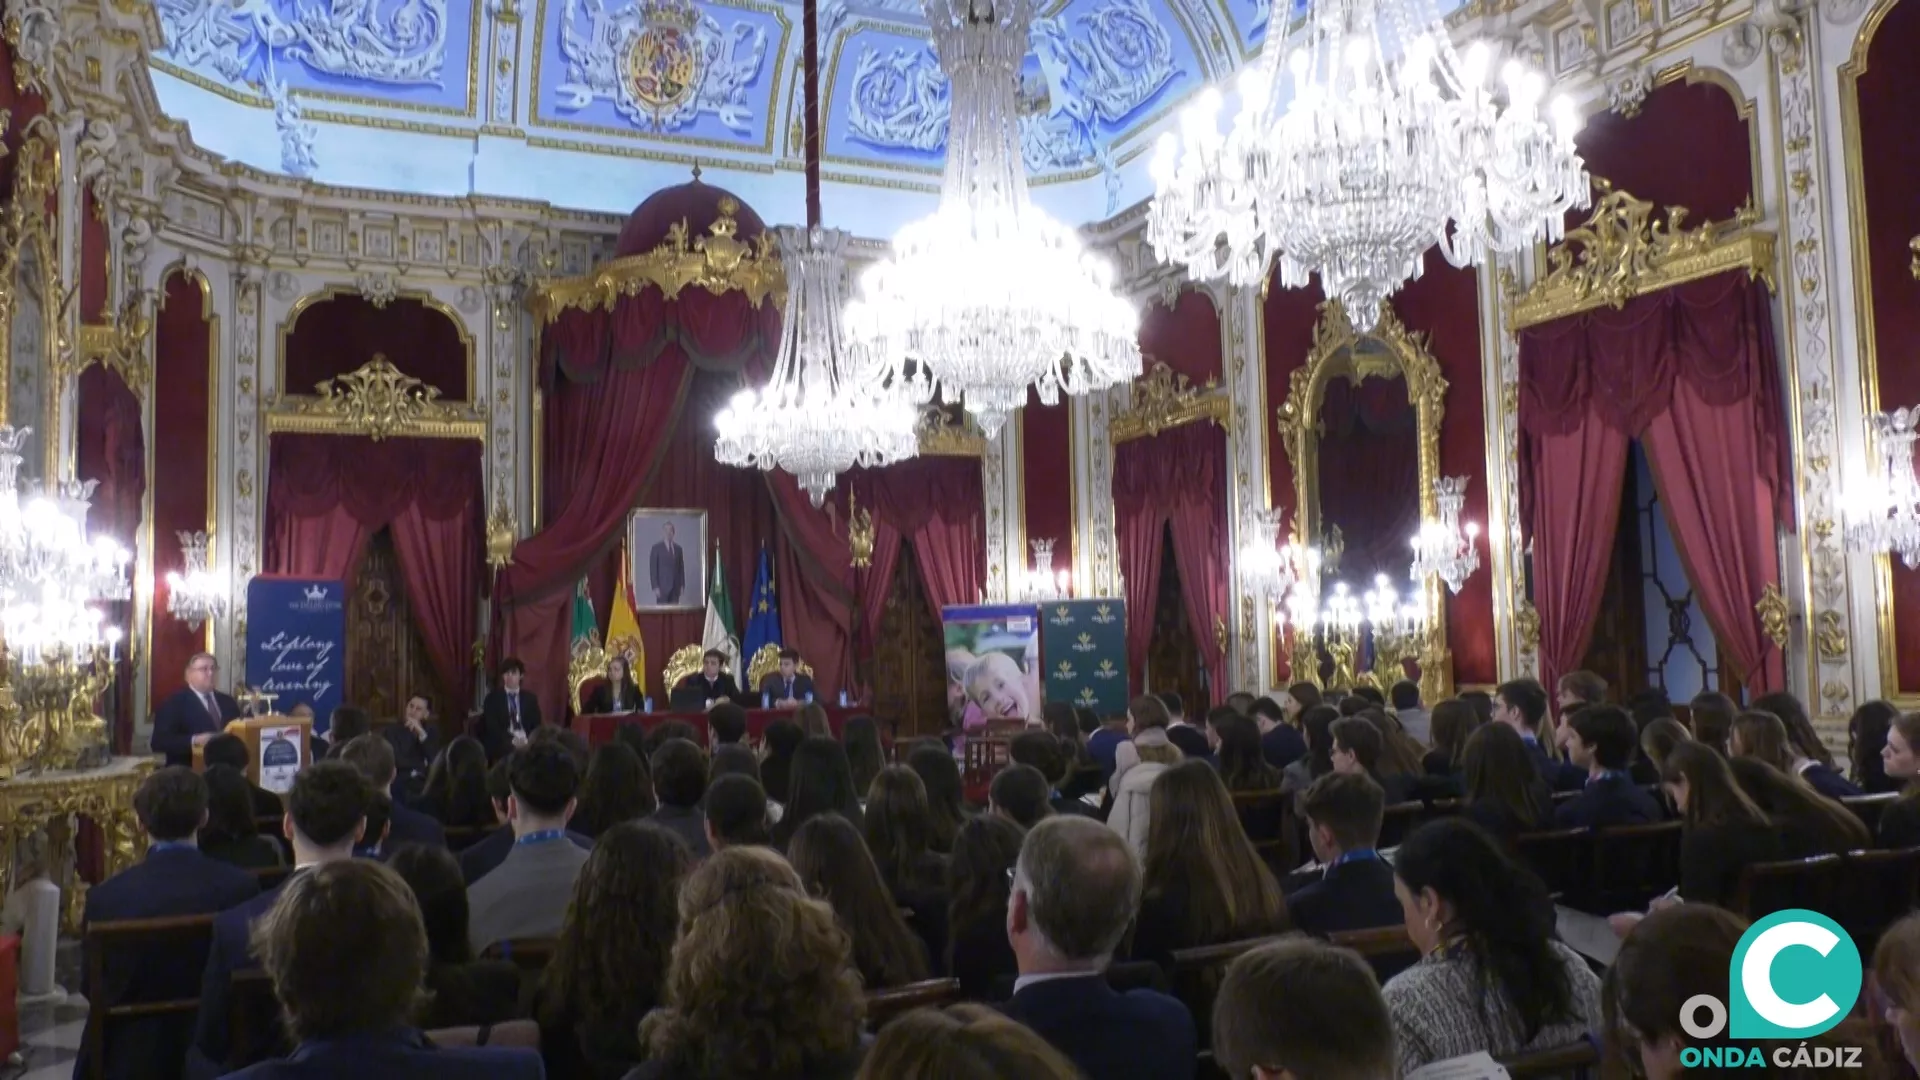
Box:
148;840;195;854
516;829;566;846
1587;769;1628;787
1331;849;1380;868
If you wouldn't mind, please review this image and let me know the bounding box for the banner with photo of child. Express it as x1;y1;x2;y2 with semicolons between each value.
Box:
942;605;1041;731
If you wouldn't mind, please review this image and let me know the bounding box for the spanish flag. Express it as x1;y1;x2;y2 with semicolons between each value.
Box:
607;555;647;691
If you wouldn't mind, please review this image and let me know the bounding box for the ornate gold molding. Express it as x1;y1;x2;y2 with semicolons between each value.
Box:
1756;583;1789;651
847;490;875;569
1910;235;1918;280
266;355;485;440
916;407;987;457
1508;182;1777;330
1110;362;1231;444
73;296;152;394
525;198;786;324
485;494;517;570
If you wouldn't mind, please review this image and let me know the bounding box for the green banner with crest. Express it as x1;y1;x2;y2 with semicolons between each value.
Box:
1039;598;1129;717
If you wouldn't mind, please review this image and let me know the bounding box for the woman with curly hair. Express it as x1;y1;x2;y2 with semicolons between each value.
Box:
856;1004;1082;1079
421;735;495;829
569;742;656;840
788;814;929;990
537;822;691;1079
631;847;867;1080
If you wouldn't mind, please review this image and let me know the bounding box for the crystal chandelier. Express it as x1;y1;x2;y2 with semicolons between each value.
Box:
1410;475;1482;593
1240;508;1298;606
716;226;919;506
844;0;1141;438
1845;406;1920;568
0;426;130;671
1147;0;1588;328
165;529;230;630
1020;538;1072;601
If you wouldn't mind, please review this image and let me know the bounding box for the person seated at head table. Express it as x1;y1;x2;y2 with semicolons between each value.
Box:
757;648;815;709
669;649;743;712
586;655;644;715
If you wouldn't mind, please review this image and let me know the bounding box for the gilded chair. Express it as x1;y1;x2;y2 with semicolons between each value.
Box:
662;645;707;692
568;637;609;715
745;644;815;690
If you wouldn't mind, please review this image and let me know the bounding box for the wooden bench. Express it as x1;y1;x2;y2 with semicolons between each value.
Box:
1229;789;1294;873
1326;924;1421;984
1732;854;1844;921
480;937;558;976
227;968;288;1069
1842;792;1900;835
1498;1039;1602;1079
865;977;963;1029
81;914;218;1080
249;865;292;892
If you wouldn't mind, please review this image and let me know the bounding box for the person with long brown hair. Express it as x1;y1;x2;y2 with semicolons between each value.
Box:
569;741;656;840
1422;698;1481;780
842;715;887;796
856;1004;1082;1080
1852;700;1902;794
1129;761;1289;966
1211;710;1283;792
1458;723;1552;847
1879;712;1920;849
1281;704;1340;796
1687;691;1738;755
945;814;1025;999
1754;692;1863;798
906;742;969;854
1660;740;1784;906
772;736;864;850
863;766;948;898
633;847;866;1080
1726;757;1870;858
421;735;495;829
537;822;691;1079
1638;716;1691;776
1730;709;1797;773
787;813;930;991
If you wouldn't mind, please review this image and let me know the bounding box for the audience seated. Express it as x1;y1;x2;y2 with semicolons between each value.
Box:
1873;912;1920;1075
1086;713;1131;785
386;845;523;1030
1158;692;1212;764
1002;816;1196;1080
1382;818;1602;1073
82;767;260;1080
843;716;887;796
1010;731;1097;818
1726;757;1871;859
1250;697;1306;771
1212;711;1283;793
1108;695;1184;850
386;693;445;800
707;702;748;749
855;1003;1082;1079
1361;708;1428;786
704;775;772;850
862;766;950;967
989;764;1054;828
1421;698;1480;784
468;742;591;952
795;701;834;738
224;860;542;1080
1880;712;1920;850
708;743;759;784
1852;701;1901;795
789;813;930;990
203;735;284;819
569;742;655;840
340;734;447;850
645;739;712;858
1639;717;1691;777
1756;691;1864;799
358;792;395;859
761;718;804;808
1459;723;1553;848
1660;741;1785;906
906;743;968;854
631;847;867;1080
1493;678;1583;792
1041;703;1100;802
1556;670;1608;715
1688;691;1738;756
1112;694;1177;790
1212;938;1397;1080
1280;705;1339;797
313;705;371;762
774;736;865;849
945;815;1025;999
422;736;498;830
1552;706;1663;828
459;757;591;885
1287;772;1401;936
1129;761;1289;967
189;760;372;1076
536;822;691;1079
1391;680;1431;746
200;765;286;871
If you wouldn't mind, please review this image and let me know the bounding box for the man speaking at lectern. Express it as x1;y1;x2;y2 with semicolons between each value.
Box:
151;652;244;767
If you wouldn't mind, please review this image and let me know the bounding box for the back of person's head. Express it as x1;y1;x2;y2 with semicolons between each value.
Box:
1428;698;1481;763
908;742;967;852
1337;694;1369;717
777;736;864;844
1350;686;1384;707
947;813;1026;945
1726;757;1870;853
789;812;929;988
1009;730;1066;785
1014;816;1140;963
326;706;372;749
339;733;398;787
857;1003;1083;1079
1753;691;1833;769
1461;689;1495;726
508;741;581;819
201;765;259;842
1287;682;1324;714
1128;694;1172;731
361;791;393;854
1875;913;1920;1017
990;764;1053;828
1494;678;1549;730
795;701;833;738
1730;710;1794;772
709;743;760;783
1661;739;1767;829
1460;722;1545;822
484;756;511;814
1850;700;1899;790
288;760;371;848
1302;771;1385;853
1330;716;1383;776
135;766;208;842
1249;696;1286;726
1041;702;1080;744
706;775;771;847
1301;704;1340;775
864;765;936;882
651;738;709;809
1390;680;1421;711
1627;688;1674;730
1213;712;1273;787
641;847;864;1075
1568;705;1639;772
203;733;248;771
1214;938;1395;1080
574;741;655;834
643;720;700;758
544;821;691;1031
1558;670;1607;707
762;718;805;802
1639;716;1692;774
1072;705;1100;736
1156;690;1185;719
1143;761;1286;944
842;716;887;793
708;702;748;746
386;844;473;966
1688;691;1739;753
251;859;426;1041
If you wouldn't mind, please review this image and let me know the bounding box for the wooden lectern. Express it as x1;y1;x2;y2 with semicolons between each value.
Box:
190;716;312;794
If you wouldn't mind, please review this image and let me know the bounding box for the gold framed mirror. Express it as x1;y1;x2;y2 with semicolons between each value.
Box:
1275;299;1453;698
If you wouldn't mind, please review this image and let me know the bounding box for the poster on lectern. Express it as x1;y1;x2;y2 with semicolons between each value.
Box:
942;605;1041;730
245;577;346;734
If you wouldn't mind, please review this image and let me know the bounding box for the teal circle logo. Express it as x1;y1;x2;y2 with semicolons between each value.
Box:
1727;909;1863;1040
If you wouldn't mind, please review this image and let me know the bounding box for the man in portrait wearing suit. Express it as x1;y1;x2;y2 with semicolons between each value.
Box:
79;767;260;1080
757;648;815;709
649;520;687;605
669;649;743;712
151;652;245;767
480;658;544;762
1284;772;1403;937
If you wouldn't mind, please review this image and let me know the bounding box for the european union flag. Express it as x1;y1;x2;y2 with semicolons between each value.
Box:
742;545;782;663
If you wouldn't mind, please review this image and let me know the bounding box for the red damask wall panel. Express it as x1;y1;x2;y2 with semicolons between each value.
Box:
1022;393;1072;582
152;271;213;706
1576;78;1754;221
283;293;468;399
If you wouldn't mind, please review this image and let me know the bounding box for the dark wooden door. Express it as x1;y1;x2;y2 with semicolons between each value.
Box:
1147;523;1207;711
871;542;948;742
1578;455;1649;702
345;528;444;725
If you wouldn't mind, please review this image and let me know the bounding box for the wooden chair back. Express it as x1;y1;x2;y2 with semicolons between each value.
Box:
1326;924;1421;984
249;865;292;892
1829;848;1920;952
1230;789;1295;873
865;977;963;1029
1585;821;1683;914
480;937;558;976
227;969;289;1069
1378;801;1431;849
1168;934;1293;1051
1514;827;1594;901
82;914;217;1080
1842;792;1901;835
1732;855;1843;921
1498;1039;1602;1079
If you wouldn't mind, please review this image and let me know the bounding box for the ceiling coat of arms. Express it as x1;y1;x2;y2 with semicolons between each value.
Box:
557;0;770;133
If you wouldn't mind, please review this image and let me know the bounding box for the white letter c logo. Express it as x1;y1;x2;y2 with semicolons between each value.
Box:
1741;921;1841;1031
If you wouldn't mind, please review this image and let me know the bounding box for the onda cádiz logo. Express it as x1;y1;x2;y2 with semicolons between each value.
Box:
1678;910;1867;1069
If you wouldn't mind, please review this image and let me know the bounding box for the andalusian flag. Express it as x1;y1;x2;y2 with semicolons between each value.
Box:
569;578;598;652
606;556;647;689
701;542;740;674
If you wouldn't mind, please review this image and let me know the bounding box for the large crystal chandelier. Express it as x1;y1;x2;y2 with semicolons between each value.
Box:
715;226;919;506
0;426;130;667
1147;0;1589;327
844;0;1141;438
1409;475;1482;593
1845;406;1920;568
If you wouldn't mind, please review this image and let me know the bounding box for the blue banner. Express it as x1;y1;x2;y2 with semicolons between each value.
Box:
245;577;347;734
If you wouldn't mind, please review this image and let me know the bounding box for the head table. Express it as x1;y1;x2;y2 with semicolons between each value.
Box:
569;706;862;747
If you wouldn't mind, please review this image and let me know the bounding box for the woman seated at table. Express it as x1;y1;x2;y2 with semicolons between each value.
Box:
586;656;643;715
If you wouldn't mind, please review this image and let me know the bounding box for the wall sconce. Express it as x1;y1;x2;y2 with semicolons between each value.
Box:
1844;406;1920;569
1023;538;1072;602
1410;475;1482;594
165;530;229;630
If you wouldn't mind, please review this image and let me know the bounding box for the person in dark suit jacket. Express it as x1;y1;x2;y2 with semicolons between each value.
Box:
188;762;372;1079
80;767;261;1080
648;521;687;606
1494;677;1584;792
385;693;443;800
458;757;593;884
202;733;284;819
1286;772;1403;937
1251;698;1307;770
999;817;1196;1080
756;649;815;707
669;650;743;712
480;658;544;762
1553;705;1664;828
339;733;447;851
150;653;244;767
584;655;644;715
221;860;543;1080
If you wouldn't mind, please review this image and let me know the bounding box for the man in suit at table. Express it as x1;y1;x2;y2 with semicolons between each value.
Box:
1001;817;1197;1080
757;648;815;709
1285;772;1403;936
479;658;543;762
649;520;687;606
187;761;371;1079
80;767;260;1080
669;649;743;712
151;653;244;767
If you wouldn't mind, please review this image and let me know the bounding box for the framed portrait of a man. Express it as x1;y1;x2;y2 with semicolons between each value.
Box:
629;509;707;612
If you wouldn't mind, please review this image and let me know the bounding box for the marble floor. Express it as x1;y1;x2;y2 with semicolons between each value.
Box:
11;993;85;1080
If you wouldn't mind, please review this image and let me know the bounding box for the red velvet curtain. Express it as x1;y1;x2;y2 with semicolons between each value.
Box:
284;294;468;399
1113;422;1230;697
766;473;858;696
76;365;143;751
866;458;985;612
1519;271;1788;698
